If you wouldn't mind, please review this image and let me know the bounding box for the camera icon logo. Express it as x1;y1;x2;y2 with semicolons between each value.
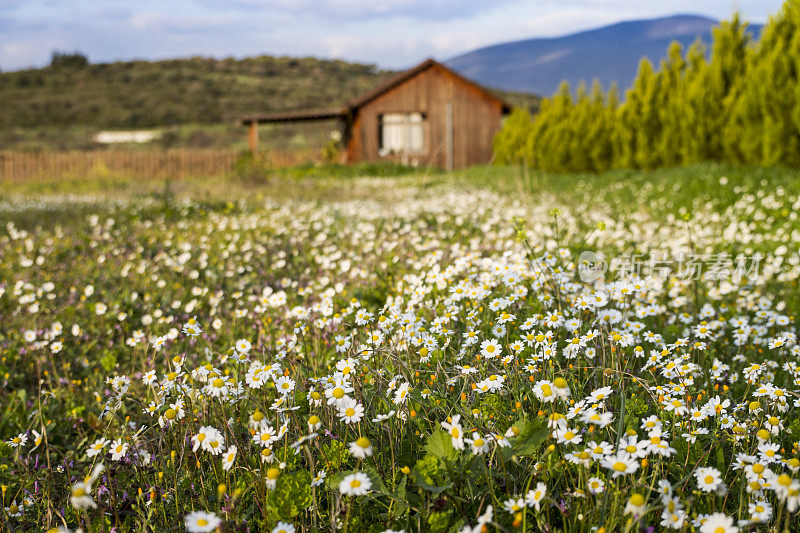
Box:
578;251;607;282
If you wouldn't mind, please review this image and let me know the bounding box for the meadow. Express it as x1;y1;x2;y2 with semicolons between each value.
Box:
1;163;799;532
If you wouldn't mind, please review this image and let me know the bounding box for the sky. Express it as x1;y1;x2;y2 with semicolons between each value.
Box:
0;0;786;72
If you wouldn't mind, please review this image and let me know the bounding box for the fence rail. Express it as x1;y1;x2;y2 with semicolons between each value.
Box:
0;149;319;183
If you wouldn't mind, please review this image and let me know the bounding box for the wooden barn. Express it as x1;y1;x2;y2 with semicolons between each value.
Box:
241;59;511;170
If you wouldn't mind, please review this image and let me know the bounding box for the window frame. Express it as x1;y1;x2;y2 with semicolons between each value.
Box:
377;111;427;155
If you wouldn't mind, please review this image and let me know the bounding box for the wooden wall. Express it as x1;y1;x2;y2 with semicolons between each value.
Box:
346;64;504;169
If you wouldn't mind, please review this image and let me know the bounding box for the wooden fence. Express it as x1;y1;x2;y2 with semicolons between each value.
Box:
0;149;319;184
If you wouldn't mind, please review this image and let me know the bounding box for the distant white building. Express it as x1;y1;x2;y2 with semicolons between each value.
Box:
93;130;162;144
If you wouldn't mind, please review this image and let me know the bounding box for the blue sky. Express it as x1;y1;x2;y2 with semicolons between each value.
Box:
0;0;785;71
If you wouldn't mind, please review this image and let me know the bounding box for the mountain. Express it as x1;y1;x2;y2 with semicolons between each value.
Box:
447;15;763;96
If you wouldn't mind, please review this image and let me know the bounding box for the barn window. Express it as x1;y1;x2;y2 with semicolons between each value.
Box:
378;112;425;154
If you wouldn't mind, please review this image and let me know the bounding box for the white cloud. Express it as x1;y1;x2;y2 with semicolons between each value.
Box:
0;0;785;71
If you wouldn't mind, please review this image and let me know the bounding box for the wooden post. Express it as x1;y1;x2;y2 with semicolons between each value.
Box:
247;121;258;152
445;102;454;172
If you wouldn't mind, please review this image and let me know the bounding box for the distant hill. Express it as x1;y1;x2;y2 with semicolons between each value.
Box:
0;56;393;129
0;55;539;132
447;15;763;96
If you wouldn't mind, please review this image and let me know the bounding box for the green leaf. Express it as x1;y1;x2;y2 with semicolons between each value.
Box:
389;474;408;519
411;468;453;495
268;470;312;520
363;465;389;495
503;417;549;459
716;445;726;472
425;430;458;462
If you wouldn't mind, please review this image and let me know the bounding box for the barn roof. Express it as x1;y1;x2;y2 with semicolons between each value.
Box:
242;58;511;124
241;108;346;124
347;58;511;113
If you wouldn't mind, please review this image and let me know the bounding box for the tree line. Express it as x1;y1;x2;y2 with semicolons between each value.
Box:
494;0;800;172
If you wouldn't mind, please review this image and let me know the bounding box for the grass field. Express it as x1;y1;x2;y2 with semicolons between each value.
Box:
1;163;799;532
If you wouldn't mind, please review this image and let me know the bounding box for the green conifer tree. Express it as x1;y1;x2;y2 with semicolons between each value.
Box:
493;108;533;165
701;13;752;161
655;42;687;167
529;81;574;171
679;40;710;163
567;82;593;172
618;58;660;169
729;1;800;166
584;80;617;172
